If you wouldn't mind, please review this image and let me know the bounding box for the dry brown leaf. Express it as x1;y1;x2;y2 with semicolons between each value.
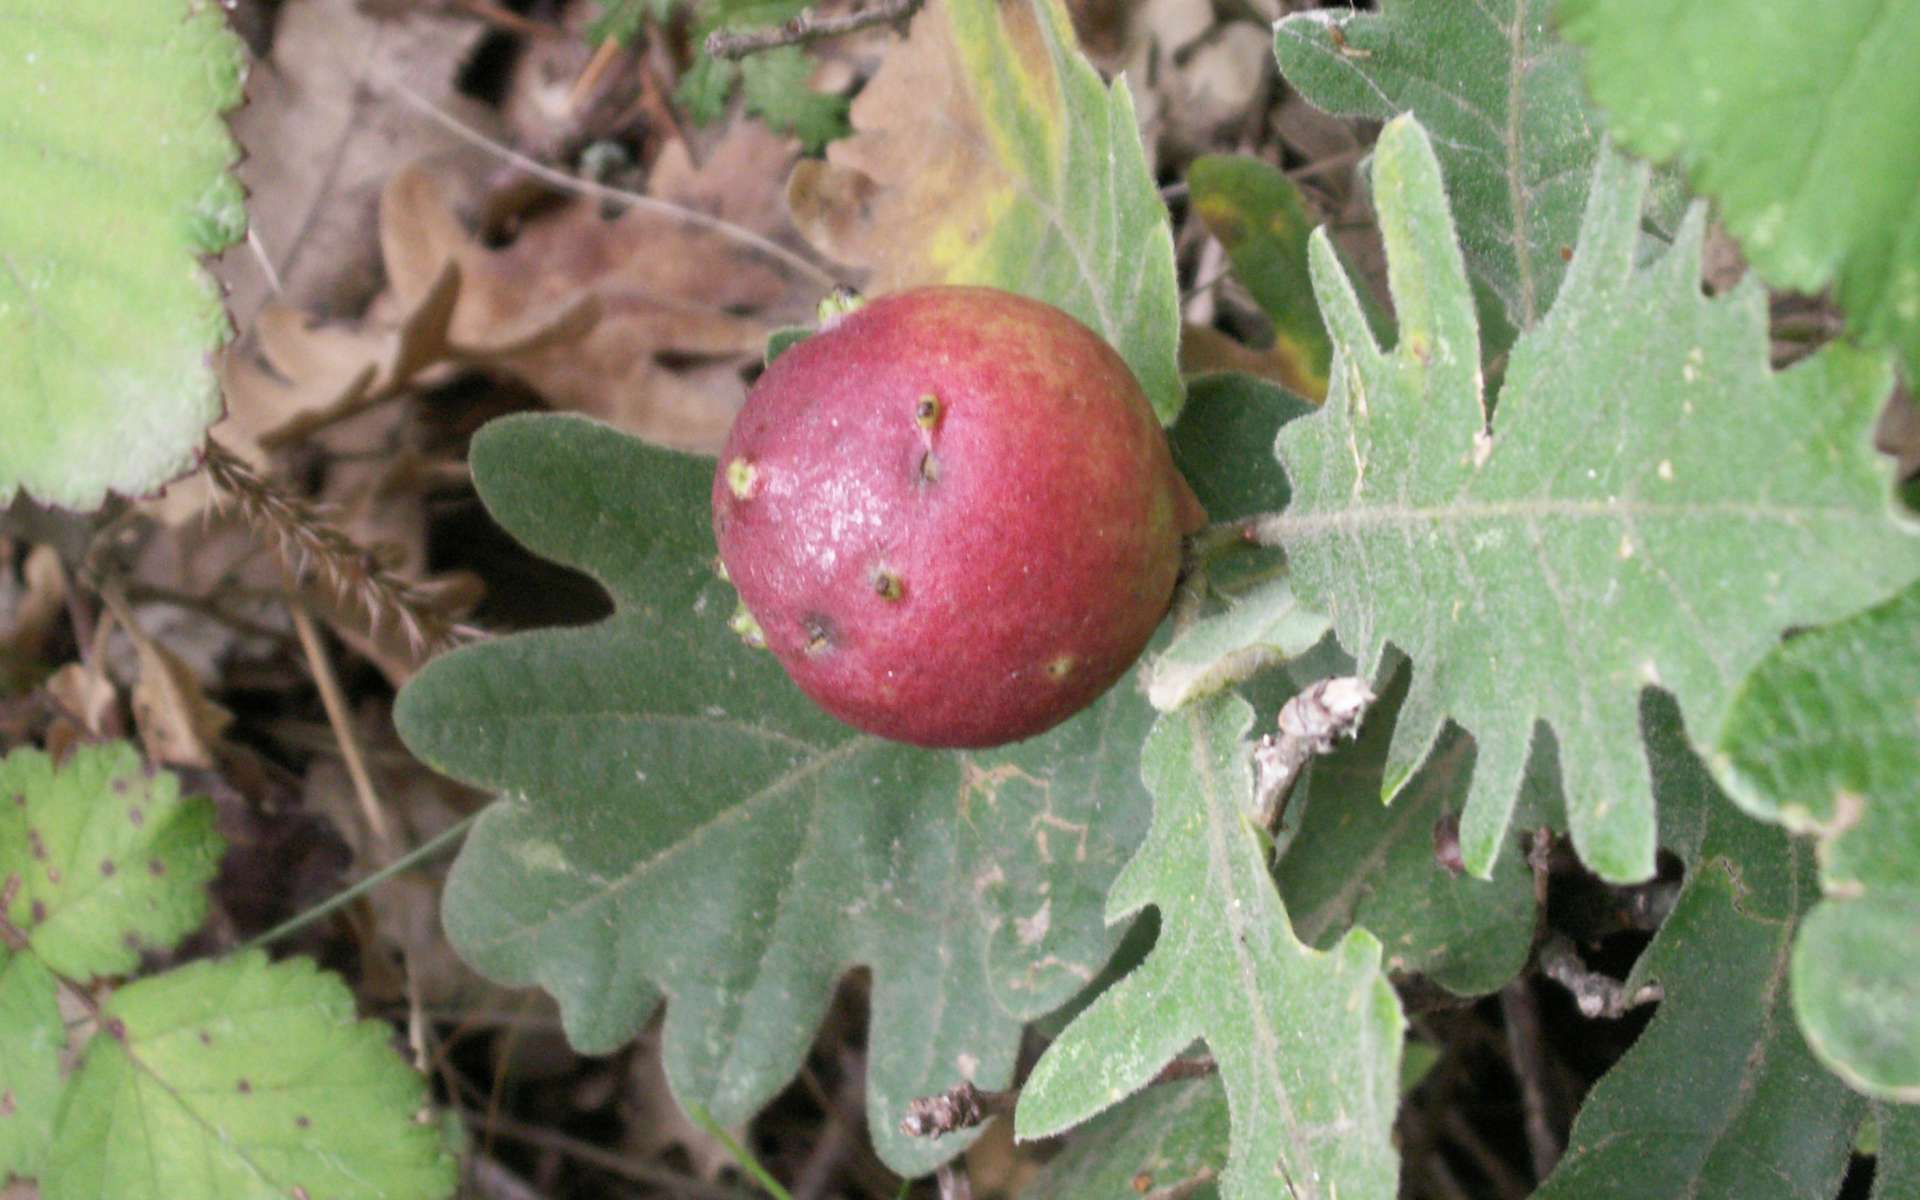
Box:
44;663;117;740
217;0;495;325
111;589;234;769
7;546;69;667
620;1032;743;1183
375;140;804;451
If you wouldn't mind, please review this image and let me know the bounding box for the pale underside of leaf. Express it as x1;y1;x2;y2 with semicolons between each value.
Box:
1016;696;1403;1200
1266;116;1920;885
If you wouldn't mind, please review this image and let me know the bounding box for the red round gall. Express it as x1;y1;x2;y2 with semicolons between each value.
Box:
713;286;1206;748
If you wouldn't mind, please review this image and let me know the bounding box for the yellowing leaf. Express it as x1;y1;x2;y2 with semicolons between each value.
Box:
787;0;1183;422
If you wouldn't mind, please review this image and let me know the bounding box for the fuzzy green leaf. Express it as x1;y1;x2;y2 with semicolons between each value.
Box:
0;0;246;510
0;948;63;1179
1715;580;1920;1101
0;742;222;981
1265;116;1920;884
1022;1076;1228;1200
1274;0;1601;337
1145;577;1329;711
45;952;453;1200
395;414;1158;1176
1280;655;1536;997
1537;695;1867;1198
1015;695;1403;1200
1877;1104;1920;1200
1560;0;1920;384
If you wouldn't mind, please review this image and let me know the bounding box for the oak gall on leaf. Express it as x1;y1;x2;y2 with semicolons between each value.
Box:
712;286;1205;748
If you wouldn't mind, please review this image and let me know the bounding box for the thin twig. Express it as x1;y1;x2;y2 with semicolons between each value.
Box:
1537;934;1663;1019
387;81;838;290
1499;979;1563;1183
289;596;393;855
458;1107;752;1200
235;813;478;954
1252;676;1374;827
706;0;924;60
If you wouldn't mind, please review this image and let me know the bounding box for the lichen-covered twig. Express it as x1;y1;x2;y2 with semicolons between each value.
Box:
1252;676;1374;827
1538;934;1662;1019
706;0;924;60
900;1056;1218;1140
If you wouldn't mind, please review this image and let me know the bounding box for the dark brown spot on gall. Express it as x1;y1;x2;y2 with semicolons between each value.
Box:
295;1114;311;1129
12;793;25;807
27;830;45;860
1;1089;15;1117
30;900;46;924
105;1018;127;1041
100;859;116;877
803;614;835;654
237;1078;252;1093
128;806;144;826
1559;245;1573;262
44;867;59;885
112;777;129;794
199;1031;213;1045
149;859;166;877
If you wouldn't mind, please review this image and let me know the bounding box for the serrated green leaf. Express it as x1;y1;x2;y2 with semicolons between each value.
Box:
1188;156;1335;401
676;51;735;125
1265;116;1920;884
1537;694;1867;1198
787;0;1183;423
0;948;62;1179
1715;580;1920;1101
1022;1075;1228;1200
1560;0;1920;384
45;952;452;1200
1015;695;1403;1200
738;46;850;153
1146;577;1329;711
395;414;1157;1176
1280;655;1536;996
0;742;222;980
1274;0;1601;339
0;0;245;510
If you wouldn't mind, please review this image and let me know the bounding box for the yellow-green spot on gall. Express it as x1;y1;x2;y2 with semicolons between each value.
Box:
729;605;766;649
1045;655;1075;681
803;615;834;655
915;394;943;431
726;457;759;500
919;450;941;483
872;567;905;602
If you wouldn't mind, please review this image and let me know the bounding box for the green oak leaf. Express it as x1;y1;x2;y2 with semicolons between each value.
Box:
787;0;1183;423
1022;1076;1228;1200
1274;0;1601;340
0;0;246;510
1145;576;1329;711
1560;0;1920;384
1280;654;1536;997
1537;694;1868;1198
395;414;1157;1176
1264;115;1920;884
45;952;453;1200
0;948;63;1179
0;742;222;981
1878;1105;1920;1199
1015;695;1403;1200
1188;155;1336;401
1715;580;1920;1101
